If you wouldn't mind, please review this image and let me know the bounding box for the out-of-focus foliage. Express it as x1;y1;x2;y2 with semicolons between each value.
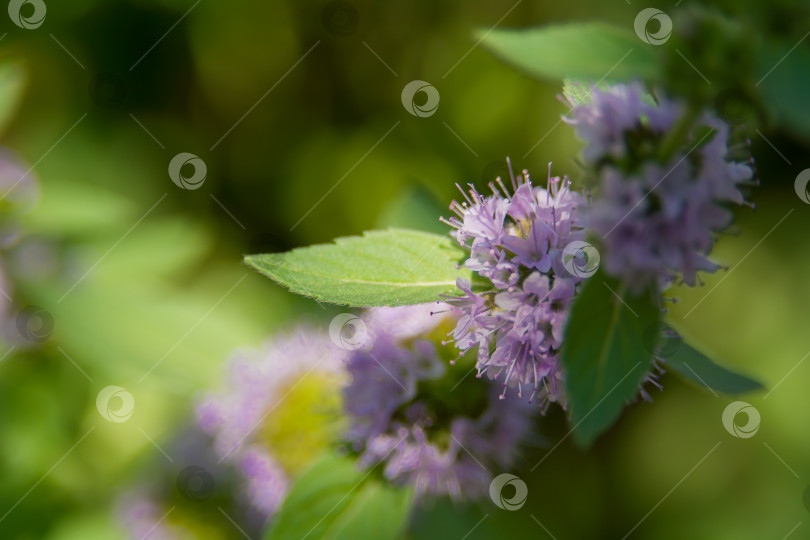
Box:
265;453;413;540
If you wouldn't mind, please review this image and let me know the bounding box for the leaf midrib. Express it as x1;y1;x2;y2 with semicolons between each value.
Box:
593;280;626;395
297;275;457;288
257;262;458;288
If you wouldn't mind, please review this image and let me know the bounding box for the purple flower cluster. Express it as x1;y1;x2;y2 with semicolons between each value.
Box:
343;304;534;499
565;83;754;289
196;330;345;517
441;163;589;410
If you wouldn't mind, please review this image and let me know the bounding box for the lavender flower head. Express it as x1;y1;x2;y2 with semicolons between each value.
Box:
440;163;589;410
343;304;534;500
196;330;346;517
565;82;754;289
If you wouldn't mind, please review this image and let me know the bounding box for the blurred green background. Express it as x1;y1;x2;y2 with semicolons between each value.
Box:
0;0;808;538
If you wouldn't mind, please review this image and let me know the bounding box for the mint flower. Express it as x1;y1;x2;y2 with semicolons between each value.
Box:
565;83;754;289
196;330;346;517
343;304;534;499
441;163;589;409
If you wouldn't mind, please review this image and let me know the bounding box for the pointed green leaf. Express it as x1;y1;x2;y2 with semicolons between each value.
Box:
265;453;413;540
479;23;661;83
326;480;413;540
561;269;660;447
561;79;595;107
245;229;469;307
666;342;763;395
562;78;657;108
659;322;764;395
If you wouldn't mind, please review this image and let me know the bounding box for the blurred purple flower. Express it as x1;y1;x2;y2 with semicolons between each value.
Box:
239;449;289;515
344;305;534;500
118;494;183;540
196;330;346;517
565;83;754;289
565;82;681;163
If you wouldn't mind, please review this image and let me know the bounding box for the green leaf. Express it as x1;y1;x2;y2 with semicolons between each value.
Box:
245;229;469;307
561;270;660;447
562;78;659;108
666;342;763;395
660;321;764;395
265;453;413;540
757;38;810;142
479;23;661;83
326;481;413;540
561;79;595;107
562;79;660;120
